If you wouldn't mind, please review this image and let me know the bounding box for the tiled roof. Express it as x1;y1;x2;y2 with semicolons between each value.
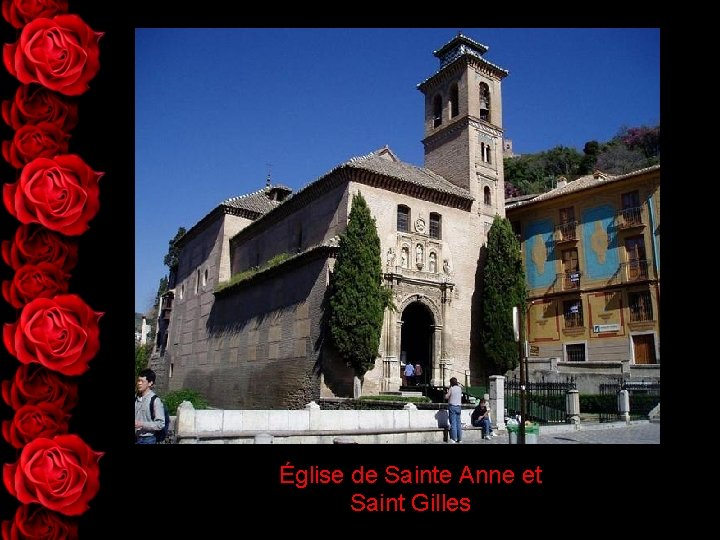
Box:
341;148;472;200
221;187;284;215
506;164;660;210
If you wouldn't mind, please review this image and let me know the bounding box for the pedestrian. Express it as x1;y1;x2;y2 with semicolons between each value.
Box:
135;368;166;444
414;364;423;385
404;362;415;386
471;398;496;439
444;377;463;443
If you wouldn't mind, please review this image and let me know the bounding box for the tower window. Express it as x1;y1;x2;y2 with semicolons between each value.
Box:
195;269;200;294
433;94;442;127
480;142;492;164
203;268;208;286
483;186;491;205
479;83;490;121
429;212;441;239
450;83;459;118
397;205;410;232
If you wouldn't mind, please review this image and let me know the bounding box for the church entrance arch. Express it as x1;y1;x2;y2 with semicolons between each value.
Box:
400;301;435;387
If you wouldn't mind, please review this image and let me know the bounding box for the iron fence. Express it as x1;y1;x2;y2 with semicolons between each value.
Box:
506;376;576;424
599;379;660;422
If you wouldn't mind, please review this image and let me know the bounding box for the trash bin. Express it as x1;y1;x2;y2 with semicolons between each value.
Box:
507;423;540;444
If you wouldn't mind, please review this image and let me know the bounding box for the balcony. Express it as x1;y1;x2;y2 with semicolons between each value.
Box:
553;221;578;245
629;301;653;322
556;270;582;291
615;206;645;230
620;259;650;282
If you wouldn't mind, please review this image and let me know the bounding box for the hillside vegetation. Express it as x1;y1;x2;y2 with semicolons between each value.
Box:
504;124;660;197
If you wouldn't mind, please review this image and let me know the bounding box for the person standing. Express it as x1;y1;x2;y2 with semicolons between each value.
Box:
445;377;463;443
414;364;423;385
135;368;166;444
404;362;415;386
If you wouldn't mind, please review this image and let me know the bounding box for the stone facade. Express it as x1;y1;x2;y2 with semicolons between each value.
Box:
153;34;513;408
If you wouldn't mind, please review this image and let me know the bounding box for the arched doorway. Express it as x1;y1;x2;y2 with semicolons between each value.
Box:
400;302;434;387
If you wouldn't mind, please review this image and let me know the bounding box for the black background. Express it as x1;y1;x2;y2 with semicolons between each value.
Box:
1;6;668;534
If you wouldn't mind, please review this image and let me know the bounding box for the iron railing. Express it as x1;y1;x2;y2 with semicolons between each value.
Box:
553;221;578;244
615;206;644;229
599;379;660;422
506;376;577;424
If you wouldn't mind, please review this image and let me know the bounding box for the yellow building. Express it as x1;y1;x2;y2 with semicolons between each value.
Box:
506;165;660;390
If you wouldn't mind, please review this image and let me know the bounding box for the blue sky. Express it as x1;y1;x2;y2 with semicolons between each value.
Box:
135;28;660;313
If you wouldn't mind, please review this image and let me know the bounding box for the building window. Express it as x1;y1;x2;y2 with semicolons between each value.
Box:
195;269;200;294
450;83;459;117
565;343;586;362
483;186;491;205
563;299;583;329
202;268;208;287
179;284;184;300
429;212;441;239
557;206;576;242
397;205;410;232
629;290;653;322
561;248;580;289
625;235;648;280
480;142;492;164
433;94;442;127
479;83;490;121
621;190;642;227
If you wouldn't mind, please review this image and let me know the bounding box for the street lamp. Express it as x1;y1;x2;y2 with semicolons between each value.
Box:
513;305;526;444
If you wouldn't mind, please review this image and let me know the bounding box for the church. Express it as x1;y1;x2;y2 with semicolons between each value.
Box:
152;33;511;409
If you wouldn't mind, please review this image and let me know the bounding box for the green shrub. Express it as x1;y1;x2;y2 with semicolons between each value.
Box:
157;389;209;415
580;394;616;413
217;252;294;291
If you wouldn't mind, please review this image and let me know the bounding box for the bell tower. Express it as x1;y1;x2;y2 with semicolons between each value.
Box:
418;33;509;220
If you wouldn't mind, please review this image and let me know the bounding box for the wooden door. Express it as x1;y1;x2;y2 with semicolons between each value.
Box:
632;334;657;364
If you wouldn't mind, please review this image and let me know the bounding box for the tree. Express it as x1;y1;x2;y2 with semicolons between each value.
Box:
481;215;527;375
155;275;168;308
578;140;600;174
163;226;187;269
135;342;153;380
327;192;393;395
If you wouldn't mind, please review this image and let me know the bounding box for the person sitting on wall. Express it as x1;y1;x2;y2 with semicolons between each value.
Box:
471;398;496;439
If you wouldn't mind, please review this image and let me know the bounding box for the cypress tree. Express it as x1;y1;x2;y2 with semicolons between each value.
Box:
481;215;527;374
328;192;392;385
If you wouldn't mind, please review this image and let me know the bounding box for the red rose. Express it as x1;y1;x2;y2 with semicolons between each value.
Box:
2;402;70;449
1;0;69;29
3;294;103;376
2;262;70;309
3;14;102;96
3;434;103;516
2;84;79;131
1;504;78;540
2;121;70;169
1;364;79;412
3;154;103;236
2;224;79;272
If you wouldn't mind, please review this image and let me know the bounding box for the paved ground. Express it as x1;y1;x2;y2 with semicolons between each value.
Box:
453;420;660;444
